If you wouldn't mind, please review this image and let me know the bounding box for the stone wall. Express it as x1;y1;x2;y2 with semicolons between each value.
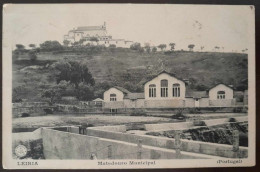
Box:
42;128;210;159
209;99;236;107
86;124;248;158
144;99;185;108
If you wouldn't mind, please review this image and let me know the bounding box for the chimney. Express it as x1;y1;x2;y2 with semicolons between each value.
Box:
183;79;190;85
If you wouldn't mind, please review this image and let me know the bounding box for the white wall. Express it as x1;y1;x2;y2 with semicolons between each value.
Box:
144;73;186;100
124;99;145;108
103;88;124;102
209;84;233;100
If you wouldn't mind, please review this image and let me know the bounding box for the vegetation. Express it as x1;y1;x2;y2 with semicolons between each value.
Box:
12;40;248;103
158;44;167;51
54;60;95;88
169;43;175;51
188;44;195;51
40;41;63;51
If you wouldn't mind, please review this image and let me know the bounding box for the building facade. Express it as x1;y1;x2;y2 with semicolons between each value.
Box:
103;71;241;110
64;22;133;48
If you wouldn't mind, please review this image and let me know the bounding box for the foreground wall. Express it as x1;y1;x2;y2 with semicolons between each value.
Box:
86;125;248;158
41;128;210;159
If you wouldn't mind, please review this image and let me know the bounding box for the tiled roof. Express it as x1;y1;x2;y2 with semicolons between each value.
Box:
114;86;131;94
208;83;234;91
143;70;186;85
76;26;105;31
124;93;145;100
92;98;104;102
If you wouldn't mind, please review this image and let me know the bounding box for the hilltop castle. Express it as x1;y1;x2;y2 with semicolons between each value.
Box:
64;22;133;48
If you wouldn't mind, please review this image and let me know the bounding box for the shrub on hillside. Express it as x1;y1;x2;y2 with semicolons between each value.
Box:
21;113;30;117
43;108;53;114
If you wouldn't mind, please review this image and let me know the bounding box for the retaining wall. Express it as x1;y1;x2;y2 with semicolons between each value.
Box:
42;128;211;159
86;126;248;158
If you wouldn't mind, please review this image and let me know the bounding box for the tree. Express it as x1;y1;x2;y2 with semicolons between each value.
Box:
28;50;37;61
109;44;116;53
109;44;116;48
89;37;99;43
130;42;142;51
158;44;167;51
75;82;94;101
29;44;36;49
214;46;220;51
16;44;25;50
152;47;157;53
12;85;27;102
40;40;63;51
79;38;86;46
200;46;204;51
63;40;70;46
188;44;195;51
144;43;151;53
54;60;95;89
169;43;176;51
41;81;69;104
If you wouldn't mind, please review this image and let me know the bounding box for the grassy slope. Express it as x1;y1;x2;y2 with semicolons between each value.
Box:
12;49;248;101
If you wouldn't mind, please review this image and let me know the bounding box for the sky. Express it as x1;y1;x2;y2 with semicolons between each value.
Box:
3;4;254;52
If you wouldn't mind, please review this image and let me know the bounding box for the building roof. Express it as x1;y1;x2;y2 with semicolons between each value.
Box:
208;83;234;91
185;90;208;98
124;93;145;100
114;86;131;94
76;26;105;31
92;98;104;102
143;70;186;85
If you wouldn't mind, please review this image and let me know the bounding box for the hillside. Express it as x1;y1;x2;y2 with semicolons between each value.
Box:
12;48;248;102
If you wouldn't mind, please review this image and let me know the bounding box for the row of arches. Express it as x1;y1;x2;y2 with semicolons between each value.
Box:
149;80;181;98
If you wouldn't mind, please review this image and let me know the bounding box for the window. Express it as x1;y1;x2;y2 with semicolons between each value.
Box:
110;94;117;101
173;83;180;97
217;91;225;99
149;84;156;97
161;80;168;97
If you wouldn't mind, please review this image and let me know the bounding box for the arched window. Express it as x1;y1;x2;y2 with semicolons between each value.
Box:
110;94;117;101
149;84;156;97
161;80;168;97
173;83;180;97
217;91;225;99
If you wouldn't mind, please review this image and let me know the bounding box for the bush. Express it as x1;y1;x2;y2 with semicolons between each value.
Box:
21;113;30;117
130;109;147;116
43;108;53;114
188;108;201;114
171;110;186;120
72;106;80;112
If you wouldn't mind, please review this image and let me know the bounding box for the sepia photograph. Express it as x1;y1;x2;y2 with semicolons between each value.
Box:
2;4;255;169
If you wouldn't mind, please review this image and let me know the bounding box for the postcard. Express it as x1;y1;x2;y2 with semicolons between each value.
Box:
2;4;255;169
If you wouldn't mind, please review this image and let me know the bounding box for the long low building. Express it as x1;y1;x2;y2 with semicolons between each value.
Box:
103;71;246;111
